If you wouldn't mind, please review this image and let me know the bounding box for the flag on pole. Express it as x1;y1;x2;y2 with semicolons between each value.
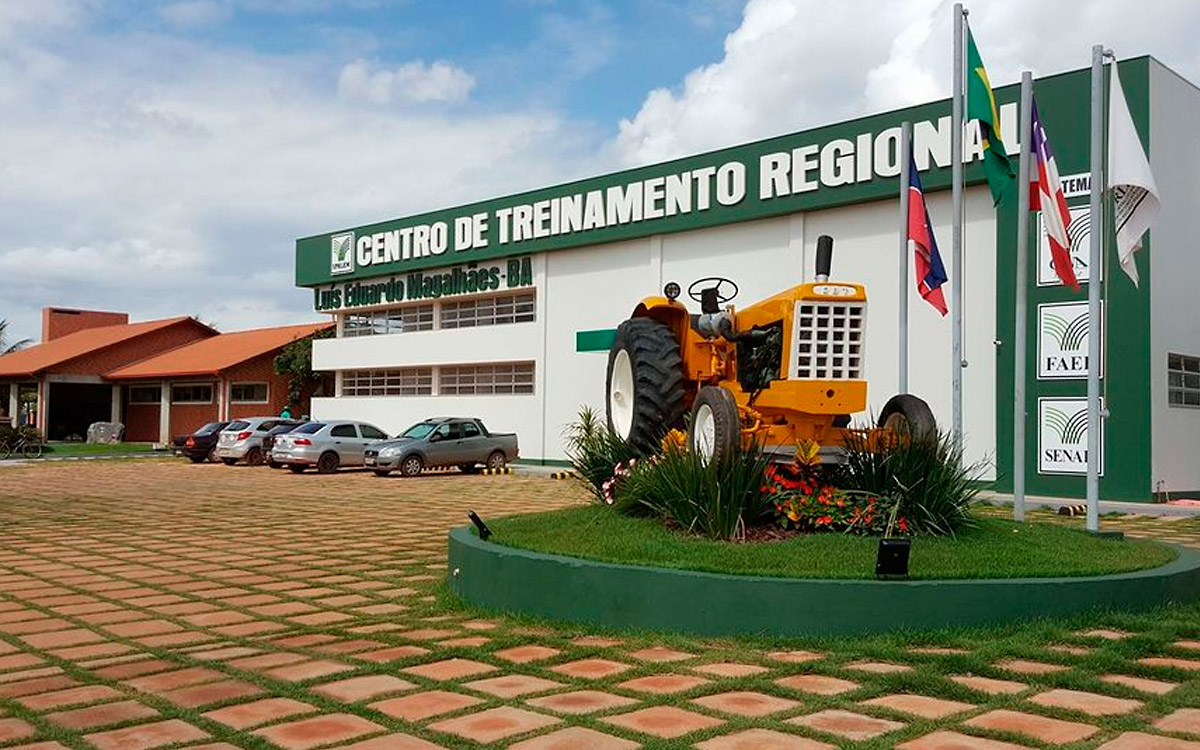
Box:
908;154;949;315
1029;98;1080;290
1108;62;1160;286
966;28;1015;204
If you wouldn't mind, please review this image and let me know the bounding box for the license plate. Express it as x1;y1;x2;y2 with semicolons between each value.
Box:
364;457;376;466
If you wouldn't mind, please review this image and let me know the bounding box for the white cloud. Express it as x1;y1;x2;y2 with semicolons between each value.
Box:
614;0;1200;166
337;59;476;104
159;1;231;28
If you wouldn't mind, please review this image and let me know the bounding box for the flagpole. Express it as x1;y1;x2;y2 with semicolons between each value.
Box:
1086;45;1107;533
899;121;912;395
951;3;965;451
1013;72;1032;523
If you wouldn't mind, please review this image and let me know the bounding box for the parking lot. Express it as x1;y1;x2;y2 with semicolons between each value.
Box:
0;459;1197;749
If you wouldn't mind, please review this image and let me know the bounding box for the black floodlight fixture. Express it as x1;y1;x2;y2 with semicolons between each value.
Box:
468;510;492;541
875;538;911;579
664;281;681;301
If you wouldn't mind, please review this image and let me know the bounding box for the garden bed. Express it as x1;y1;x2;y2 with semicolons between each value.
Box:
488;505;1175;580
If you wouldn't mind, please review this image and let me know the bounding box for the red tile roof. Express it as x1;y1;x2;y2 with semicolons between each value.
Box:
0;317;209;378
106;322;332;379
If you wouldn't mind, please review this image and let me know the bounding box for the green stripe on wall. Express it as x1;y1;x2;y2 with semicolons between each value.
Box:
576;329;616;352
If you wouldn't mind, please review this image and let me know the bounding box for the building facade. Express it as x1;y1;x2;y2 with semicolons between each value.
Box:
296;57;1200;502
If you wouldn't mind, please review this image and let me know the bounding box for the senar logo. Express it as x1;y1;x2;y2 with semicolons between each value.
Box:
331;233;355;275
1038;397;1103;476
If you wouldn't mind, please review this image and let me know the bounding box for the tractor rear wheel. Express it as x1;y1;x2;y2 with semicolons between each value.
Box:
606;318;686;453
688;386;740;464
878;394;937;443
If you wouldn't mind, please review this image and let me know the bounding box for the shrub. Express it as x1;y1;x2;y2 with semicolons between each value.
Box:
614;442;773;540
837;428;984;536
765;463;894;534
564;406;641;503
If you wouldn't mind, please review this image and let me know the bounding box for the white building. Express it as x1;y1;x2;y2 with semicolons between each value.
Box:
297;57;1200;502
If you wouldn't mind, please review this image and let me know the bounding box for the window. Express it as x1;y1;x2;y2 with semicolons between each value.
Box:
461;421;480;438
171;384;213;404
231;383;268;403
1168;353;1200;407
439;362;535;395
342;368;433;397
128;386;161;404
360;424;388;440
441;291;536;329
343;305;434;337
330;424;358;438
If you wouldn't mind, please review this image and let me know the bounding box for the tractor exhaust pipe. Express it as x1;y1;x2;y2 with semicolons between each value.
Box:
815;235;834;282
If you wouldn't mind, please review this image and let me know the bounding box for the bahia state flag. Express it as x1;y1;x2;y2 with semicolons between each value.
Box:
907;153;949;316
966;28;1016;205
1028;98;1080;290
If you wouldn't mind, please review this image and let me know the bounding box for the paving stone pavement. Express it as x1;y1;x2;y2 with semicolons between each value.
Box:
0;460;1196;749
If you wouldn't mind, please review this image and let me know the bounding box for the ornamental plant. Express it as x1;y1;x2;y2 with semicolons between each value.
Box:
565;406;641;503
764;462;898;535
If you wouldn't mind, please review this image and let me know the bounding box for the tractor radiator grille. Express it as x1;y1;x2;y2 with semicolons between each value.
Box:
791;300;865;380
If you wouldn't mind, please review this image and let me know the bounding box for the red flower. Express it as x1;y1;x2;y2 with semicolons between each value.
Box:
898;518;909;533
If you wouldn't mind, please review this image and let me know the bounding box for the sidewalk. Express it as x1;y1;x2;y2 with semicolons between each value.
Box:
981;491;1200;517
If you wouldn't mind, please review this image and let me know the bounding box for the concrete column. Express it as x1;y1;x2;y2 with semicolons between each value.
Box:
158;381;170;445
110;385;121;424
7;386;16;427
36;379;47;436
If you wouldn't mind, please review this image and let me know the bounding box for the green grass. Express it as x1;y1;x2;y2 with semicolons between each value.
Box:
489;505;1177;580
43;441;157;457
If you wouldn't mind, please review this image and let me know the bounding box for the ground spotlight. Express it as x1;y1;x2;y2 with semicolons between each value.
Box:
875;538;910;579
468;510;492;541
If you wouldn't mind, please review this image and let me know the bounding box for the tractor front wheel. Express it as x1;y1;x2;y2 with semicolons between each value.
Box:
688;386;740;464
878;394;937;443
606;318;686;453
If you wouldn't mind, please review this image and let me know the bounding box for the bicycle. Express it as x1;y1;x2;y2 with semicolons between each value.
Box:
1;434;43;460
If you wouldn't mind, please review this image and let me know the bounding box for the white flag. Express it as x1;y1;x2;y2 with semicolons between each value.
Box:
1107;62;1160;286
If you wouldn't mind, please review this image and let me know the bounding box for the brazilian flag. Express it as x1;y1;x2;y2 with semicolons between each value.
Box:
966;29;1015;204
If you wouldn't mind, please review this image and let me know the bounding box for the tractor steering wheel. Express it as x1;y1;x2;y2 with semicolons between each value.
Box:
687;277;739;304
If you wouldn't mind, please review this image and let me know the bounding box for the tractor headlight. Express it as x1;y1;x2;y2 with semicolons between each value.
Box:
664;281;681;301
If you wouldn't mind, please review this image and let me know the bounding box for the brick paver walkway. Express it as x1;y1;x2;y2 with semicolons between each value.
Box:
0;459;1196;749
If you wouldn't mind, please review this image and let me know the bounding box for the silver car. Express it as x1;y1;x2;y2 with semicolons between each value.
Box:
215;417;304;466
270;420;389;473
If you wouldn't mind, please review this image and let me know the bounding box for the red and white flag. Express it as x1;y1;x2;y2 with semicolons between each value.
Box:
1029;98;1079;290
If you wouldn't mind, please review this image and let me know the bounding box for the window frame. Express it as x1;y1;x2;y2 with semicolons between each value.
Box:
438;362;536;396
128;385;162;405
170;383;214;405
1168;352;1200;409
230;382;269;404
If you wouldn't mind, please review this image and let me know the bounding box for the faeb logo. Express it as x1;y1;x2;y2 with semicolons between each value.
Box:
331;232;355;275
1038;206;1097;286
1038;398;1104;476
1038;302;1103;380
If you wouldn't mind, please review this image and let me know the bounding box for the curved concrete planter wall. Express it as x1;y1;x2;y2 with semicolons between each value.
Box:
448;527;1200;637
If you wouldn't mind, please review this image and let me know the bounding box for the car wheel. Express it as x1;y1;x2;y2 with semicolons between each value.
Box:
317;452;340;474
400;455;423;477
373;469;391;477
288;465;306;473
206;447;218;463
221;458;237;466
486;451;507;471
245;447;264;467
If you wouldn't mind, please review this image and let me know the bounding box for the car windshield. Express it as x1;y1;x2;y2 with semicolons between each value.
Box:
401;422;437;439
293;422;325;434
226;421;250;431
197;422;224;434
269;424;299;435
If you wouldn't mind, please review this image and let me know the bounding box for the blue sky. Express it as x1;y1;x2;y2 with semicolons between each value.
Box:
0;0;1197;343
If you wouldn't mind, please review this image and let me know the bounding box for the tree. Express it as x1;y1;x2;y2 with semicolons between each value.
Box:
0;319;31;355
273;328;334;408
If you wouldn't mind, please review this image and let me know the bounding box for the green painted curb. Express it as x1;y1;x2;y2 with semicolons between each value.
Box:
447;527;1200;636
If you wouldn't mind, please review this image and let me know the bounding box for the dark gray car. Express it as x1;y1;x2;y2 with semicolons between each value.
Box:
364;417;518;477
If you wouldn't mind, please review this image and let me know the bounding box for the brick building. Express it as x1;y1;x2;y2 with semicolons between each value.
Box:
0;309;330;442
108;323;332;442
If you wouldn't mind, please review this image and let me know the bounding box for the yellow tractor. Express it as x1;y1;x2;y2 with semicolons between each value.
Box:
605;235;936;461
